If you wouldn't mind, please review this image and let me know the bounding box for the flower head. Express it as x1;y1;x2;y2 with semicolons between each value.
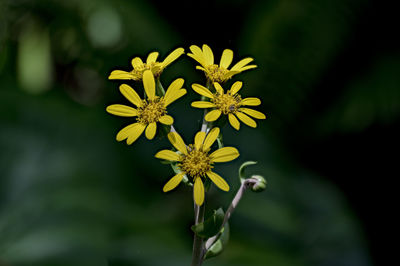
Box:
191;82;266;130
187;44;257;83
155;128;239;205
106;70;186;144
109;48;184;81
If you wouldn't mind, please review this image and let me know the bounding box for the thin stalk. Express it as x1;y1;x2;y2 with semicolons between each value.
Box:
191;201;205;266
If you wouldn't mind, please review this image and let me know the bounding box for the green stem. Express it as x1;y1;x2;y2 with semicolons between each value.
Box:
191;202;205;266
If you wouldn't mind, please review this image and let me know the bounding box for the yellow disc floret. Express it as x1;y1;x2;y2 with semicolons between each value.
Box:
137;96;166;124
212;92;242;114
205;64;229;83
179;145;213;179
131;63;162;80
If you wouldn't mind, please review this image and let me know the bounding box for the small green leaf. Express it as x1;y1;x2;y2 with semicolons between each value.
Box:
239;161;257;183
191;208;224;238
204;223;230;259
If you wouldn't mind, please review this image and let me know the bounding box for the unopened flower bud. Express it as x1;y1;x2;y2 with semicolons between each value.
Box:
250;175;267;192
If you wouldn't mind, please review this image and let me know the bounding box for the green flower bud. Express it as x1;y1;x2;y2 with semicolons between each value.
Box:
250;175;267;192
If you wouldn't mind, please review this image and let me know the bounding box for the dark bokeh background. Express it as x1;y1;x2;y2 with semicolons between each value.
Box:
1;0;398;265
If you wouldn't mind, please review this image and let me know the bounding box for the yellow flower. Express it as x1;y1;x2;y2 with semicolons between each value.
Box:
106;70;186;144
108;47;184;81
155;128;239;206
187;44;257;83
191;82;266;130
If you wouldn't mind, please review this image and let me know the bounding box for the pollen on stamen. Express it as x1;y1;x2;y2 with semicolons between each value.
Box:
212;92;242;114
205;64;230;83
178;145;213;179
136;97;166;124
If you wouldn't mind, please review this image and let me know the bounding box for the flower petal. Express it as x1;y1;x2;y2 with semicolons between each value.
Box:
230;57;254;71
192;84;214;99
205;109;221;122
237;65;257;71
168;132;187;154
219;49;233;69
240;97;261;106
194;177;205;205
239;108;266;119
162;47;184;68
164;78;184;101
206;171;230;191
143;70;155;100
146;52;159;64
228;113;240;130
202;44;214;65
188;53;206;68
189;45;203;57
230;81;243;95
213;82;224;95
145;122;157;140
194;131;206;150
210;147;239;163
163;173;184;192
164;89;187;107
159;115;174;125
155;150;181;161
191;101;216;108
131;57;144;69
202;127;220;150
106;104;137;117
236;112;257;128
119;84;143;107
116;123;145;144
108;70;133;80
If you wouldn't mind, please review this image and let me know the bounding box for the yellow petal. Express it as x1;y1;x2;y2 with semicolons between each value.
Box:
241;97;261;106
116;123;145;144
155;150;181;161
239;108;266;119
230;57;254;71
164;89;187;107
202;44;214;65
219;49;233;69
202;127;220;150
142;70;155;100
213;82;224;95
167;132;187;154
205;109;221;122
119;84;143;107
210;147;239;163
106;104;137;117
196;65;206;71
228;114;240;130
192;84;214;99
206;171;229;191
163;173;184;192
194;131;206;150
237;65;257;71
146;52;159;64
191;101;215;108
131;57;144;69
162;47;184;68
187;53;206;67
164;78;184;101
230;81;243;95
193;177;205;206
159;115;174;125
236;112;257;128
145;122;157;140
224;70;240;80
189;45;203;57
108;70;133;80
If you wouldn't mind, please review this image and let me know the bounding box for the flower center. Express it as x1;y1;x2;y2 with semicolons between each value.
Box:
179;145;213;179
137;97;166;124
212;92;242;114
131;62;162;80
205;64;229;83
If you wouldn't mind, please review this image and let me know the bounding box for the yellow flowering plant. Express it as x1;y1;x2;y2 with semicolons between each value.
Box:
106;45;267;265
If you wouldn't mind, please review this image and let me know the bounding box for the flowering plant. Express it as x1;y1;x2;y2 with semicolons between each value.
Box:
106;44;267;265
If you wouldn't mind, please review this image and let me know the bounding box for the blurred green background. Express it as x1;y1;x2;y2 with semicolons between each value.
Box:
1;0;398;265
